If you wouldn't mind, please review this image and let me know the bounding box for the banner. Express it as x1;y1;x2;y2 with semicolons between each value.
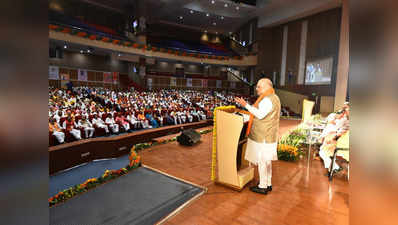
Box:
202;79;208;88
112;72;119;84
186;78;192;87
170;77;177;87
49;66;59;80
103;72;112;83
60;73;69;80
230;82;236;89
216;80;222;88
78;69;88;81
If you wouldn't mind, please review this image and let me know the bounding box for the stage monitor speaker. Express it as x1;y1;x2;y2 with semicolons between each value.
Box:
177;129;201;146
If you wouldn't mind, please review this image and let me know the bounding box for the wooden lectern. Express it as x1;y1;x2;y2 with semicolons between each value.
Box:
215;110;254;191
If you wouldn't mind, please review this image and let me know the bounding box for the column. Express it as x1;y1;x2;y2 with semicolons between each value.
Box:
334;0;349;110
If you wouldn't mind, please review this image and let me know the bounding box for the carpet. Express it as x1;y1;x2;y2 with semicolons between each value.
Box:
50;166;204;225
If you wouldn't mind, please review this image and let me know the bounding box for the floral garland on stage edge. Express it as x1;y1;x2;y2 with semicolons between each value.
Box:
211;105;236;181
49;147;141;207
48;128;213;207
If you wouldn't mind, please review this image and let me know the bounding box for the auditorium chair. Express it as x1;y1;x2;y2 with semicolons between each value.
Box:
328;131;349;181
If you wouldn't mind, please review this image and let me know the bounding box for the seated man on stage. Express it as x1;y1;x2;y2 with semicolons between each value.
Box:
235;78;281;195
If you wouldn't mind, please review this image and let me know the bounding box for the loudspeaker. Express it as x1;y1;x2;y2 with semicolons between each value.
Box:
177;129;201;146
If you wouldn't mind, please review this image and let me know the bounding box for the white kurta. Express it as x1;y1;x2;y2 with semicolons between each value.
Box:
244;97;278;164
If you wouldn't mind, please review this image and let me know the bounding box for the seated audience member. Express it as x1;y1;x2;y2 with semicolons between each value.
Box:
78;115;95;138
63;116;82;140
49;117;65;144
105;114;119;134
126;111;141;129
92;114;110;135
186;111;193;123
115;112;131;132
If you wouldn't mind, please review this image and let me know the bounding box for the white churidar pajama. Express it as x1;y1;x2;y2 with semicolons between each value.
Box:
244;97;278;189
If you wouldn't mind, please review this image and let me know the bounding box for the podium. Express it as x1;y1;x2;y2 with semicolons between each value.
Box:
214;110;254;191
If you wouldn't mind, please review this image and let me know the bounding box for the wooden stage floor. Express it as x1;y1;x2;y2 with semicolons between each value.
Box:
140;119;349;225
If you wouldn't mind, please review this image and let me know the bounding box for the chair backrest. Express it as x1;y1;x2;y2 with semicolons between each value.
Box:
302;99;315;122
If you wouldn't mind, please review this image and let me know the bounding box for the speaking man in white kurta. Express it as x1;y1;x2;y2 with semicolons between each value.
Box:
235;78;281;194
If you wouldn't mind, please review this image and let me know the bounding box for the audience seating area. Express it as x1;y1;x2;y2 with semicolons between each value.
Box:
49;87;247;146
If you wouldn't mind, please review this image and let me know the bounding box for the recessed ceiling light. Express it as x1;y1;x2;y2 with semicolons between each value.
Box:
224;3;228;7
221;16;224;20
211;0;215;4
206;13;210;17
190;10;194;14
63;45;67;49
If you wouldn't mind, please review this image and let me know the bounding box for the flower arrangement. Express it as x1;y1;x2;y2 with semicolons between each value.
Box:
277;144;299;161
277;128;308;161
211;105;236;181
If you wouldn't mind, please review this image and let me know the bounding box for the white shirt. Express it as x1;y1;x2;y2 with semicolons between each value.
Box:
245;97;273;120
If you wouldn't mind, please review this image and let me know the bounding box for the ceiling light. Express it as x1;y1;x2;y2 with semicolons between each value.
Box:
206;13;210;17
63;45;67;49
236;6;239;10
224;3;228;7
190;10;194;14
221;16;224;20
